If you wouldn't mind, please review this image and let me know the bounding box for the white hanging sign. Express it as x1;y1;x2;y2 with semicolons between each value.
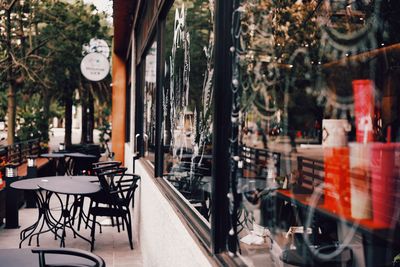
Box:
80;52;110;81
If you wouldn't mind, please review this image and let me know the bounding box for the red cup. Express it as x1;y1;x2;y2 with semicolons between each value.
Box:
370;143;397;225
352;80;374;143
324;147;351;216
349;143;372;219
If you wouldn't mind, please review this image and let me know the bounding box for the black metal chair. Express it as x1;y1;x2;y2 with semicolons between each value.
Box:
65;155;100;176
71;161;123;231
0;248;105;267
78;163;126;231
32;248;105;267
88;169;140;251
92;161;122;172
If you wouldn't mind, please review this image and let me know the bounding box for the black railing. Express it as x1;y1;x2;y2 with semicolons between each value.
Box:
0;138;41;166
240;146;281;178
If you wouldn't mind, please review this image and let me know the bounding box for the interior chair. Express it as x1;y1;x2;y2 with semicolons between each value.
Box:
280;244;353;267
32;248;105;267
88;169;140;251
165;160;210;219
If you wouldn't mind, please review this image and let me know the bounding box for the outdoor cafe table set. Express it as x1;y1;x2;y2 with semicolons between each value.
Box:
11;175;100;248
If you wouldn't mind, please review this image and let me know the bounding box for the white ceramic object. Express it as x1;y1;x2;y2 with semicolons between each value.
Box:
322;119;351;147
349;143;372;219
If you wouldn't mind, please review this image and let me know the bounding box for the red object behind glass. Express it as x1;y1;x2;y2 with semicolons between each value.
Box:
370;143;398;226
324;147;351;216
352;80;375;143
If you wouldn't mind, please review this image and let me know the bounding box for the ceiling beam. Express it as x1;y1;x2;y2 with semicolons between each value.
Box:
113;0;137;58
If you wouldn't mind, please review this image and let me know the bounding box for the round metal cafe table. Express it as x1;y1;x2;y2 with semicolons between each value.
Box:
40;153;68;175
11;177;66;248
39;179;101;248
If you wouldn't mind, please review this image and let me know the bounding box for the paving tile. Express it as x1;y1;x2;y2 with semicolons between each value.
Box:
0;203;143;267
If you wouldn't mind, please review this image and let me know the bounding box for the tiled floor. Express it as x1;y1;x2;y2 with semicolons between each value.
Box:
0;197;142;267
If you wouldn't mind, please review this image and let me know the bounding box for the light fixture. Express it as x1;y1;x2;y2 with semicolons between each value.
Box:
5;164;18;178
59;143;65;151
27;155;37;168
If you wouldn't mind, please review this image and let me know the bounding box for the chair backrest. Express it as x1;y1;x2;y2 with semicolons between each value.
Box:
92;162;123;181
93;160;121;166
75;158;100;175
297;156;324;191
31;248;105;267
96;167;127;193
240;146;281;178
117;174;140;206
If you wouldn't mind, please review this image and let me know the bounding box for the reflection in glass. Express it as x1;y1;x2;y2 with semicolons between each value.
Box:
144;42;157;163
229;0;400;266
163;1;214;221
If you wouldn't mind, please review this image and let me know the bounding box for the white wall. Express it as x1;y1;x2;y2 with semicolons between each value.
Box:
125;26;210;267
125;146;212;267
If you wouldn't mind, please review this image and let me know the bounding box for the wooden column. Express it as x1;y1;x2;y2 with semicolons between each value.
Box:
111;52;126;164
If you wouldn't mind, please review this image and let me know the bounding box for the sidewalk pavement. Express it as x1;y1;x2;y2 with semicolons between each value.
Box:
48;128;101;151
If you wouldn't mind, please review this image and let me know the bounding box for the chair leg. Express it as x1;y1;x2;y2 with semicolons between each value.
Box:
108;204;115;227
77;197;84;231
114;206;121;233
71;196;79;226
126;210;133;250
124;215;133;250
85;199;94;229
90;214;96;252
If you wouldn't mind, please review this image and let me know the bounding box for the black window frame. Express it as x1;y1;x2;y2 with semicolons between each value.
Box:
132;0;241;265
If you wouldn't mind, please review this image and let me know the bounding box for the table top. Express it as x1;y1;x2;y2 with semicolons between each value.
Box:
199;176;268;193
11;177;66;191
64;152;98;158
277;189;390;233
39;179;100;195
69;175;98;183
0;248;95;267
40;153;66;158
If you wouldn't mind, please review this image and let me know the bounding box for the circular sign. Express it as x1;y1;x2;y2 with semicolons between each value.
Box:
80;52;110;81
89;38;110;58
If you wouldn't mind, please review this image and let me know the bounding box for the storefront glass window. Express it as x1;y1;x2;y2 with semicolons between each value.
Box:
162;0;214;222
143;42;157;164
228;1;400;266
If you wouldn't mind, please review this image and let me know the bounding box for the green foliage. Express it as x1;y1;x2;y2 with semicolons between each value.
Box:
39;1;110;95
15;95;47;141
165;0;212;113
186;0;212;112
0;94;7;121
238;1;322;133
0;0;111;143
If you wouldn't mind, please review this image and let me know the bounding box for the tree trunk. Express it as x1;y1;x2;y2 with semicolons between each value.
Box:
41;88;50;142
80;82;88;144
6;8;15;145
87;83;94;143
7;84;16;145
64;89;73;147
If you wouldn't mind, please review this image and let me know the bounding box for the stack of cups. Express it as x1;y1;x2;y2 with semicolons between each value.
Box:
370;143;398;226
324;147;351;216
322;119;351;216
349;143;372;219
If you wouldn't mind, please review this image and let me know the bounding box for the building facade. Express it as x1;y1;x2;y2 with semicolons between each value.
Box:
113;0;400;266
